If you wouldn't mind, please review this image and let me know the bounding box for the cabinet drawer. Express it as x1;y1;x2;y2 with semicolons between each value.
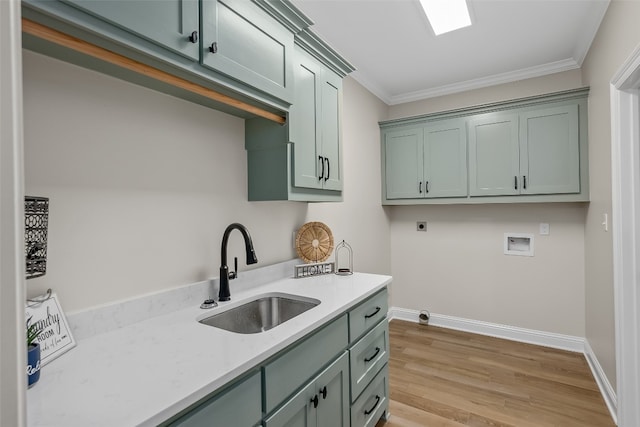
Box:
351;366;388;427
349;289;388;343
350;320;389;401
264;314;348;414
168;371;261;427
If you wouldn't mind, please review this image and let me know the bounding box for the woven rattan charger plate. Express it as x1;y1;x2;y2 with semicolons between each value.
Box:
295;222;334;263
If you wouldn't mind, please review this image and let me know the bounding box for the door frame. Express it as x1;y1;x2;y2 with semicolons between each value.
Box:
610;44;640;427
0;0;27;425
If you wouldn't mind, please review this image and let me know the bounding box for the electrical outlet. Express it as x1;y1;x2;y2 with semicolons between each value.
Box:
416;221;427;232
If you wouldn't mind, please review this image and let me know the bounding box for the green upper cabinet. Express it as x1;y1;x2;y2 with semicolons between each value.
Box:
384;127;424;199
384;119;467;200
519;104;580;195
290;45;343;191
201;0;295;103
468;113;520;196
380;88;589;205
245;28;355;202
469;105;580;197
59;0;200;60
423;120;467;198
22;0;312;112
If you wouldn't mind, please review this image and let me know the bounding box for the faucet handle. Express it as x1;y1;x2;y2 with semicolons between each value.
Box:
229;256;238;280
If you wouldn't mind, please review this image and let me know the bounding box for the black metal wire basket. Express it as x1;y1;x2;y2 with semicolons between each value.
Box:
25;196;49;279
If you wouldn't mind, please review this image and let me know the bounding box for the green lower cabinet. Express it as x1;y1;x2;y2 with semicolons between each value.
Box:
350;367;389;427
165;371;262;427
265;352;350;427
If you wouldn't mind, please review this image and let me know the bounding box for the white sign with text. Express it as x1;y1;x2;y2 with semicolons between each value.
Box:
26;293;76;365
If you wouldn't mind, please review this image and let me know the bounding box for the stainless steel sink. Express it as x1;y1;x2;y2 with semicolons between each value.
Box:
199;293;320;334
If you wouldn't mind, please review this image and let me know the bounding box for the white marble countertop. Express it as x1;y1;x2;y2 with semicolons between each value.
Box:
27;272;391;426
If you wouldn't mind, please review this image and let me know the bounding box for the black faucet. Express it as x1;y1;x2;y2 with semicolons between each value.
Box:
219;223;258;301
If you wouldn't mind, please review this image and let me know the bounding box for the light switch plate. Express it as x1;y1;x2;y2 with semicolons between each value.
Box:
539;223;550;235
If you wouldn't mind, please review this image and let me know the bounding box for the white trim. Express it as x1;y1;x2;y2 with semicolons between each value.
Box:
389;307;618;423
389;307;584;352
352;59;581;106
585;340;619;425
610;42;640;427
0;0;27;425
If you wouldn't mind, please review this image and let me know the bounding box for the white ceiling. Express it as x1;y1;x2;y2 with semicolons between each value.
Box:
290;0;610;105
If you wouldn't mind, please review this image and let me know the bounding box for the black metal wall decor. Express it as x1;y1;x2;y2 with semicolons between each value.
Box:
25;196;49;279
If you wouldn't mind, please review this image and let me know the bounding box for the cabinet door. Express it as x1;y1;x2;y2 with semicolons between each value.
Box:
265;379;316;427
265;353;349;427
384;128;424;199
319;71;343;191
520;104;580;195
201;0;293;102
290;48;323;190
468;113;520;196
316;352;349;427
423;119;467;198
61;0;199;60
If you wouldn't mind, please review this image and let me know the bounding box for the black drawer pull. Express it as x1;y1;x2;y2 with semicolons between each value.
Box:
523;175;527;190
364;395;381;415
364;306;381;319
310;394;319;409
364;347;380;363
514;175;518;190
318;156;324;181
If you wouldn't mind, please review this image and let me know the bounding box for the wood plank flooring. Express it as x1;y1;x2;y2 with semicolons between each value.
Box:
377;320;615;427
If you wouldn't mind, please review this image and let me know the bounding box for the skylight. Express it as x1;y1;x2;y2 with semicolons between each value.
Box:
419;0;472;36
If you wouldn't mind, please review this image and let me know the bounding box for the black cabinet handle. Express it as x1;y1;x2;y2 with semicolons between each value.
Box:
364;347;380;363
318;156;324;181
425;181;429;193
514;176;518;190
419;181;422;194
310;394;319;409
364;306;381;319
209;42;218;53
320;386;327;399
188;31;198;43
324;158;330;181
523;175;527;190
364;395;381;415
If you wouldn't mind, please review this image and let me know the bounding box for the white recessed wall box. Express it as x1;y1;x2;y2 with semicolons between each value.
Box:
504;233;534;257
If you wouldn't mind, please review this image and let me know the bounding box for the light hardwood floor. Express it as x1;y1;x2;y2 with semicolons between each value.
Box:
377;320;615;427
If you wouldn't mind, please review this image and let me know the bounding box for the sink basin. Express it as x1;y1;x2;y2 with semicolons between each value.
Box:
199;293;320;334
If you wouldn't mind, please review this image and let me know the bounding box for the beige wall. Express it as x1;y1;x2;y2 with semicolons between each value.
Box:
580;0;640;391
22;51;390;313
387;70;588;337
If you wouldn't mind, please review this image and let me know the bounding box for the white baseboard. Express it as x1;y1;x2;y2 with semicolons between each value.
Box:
389;307;584;352
388;306;618;424
584;340;618;425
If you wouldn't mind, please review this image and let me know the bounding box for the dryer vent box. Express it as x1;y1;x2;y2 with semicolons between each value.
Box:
504;233;534;257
